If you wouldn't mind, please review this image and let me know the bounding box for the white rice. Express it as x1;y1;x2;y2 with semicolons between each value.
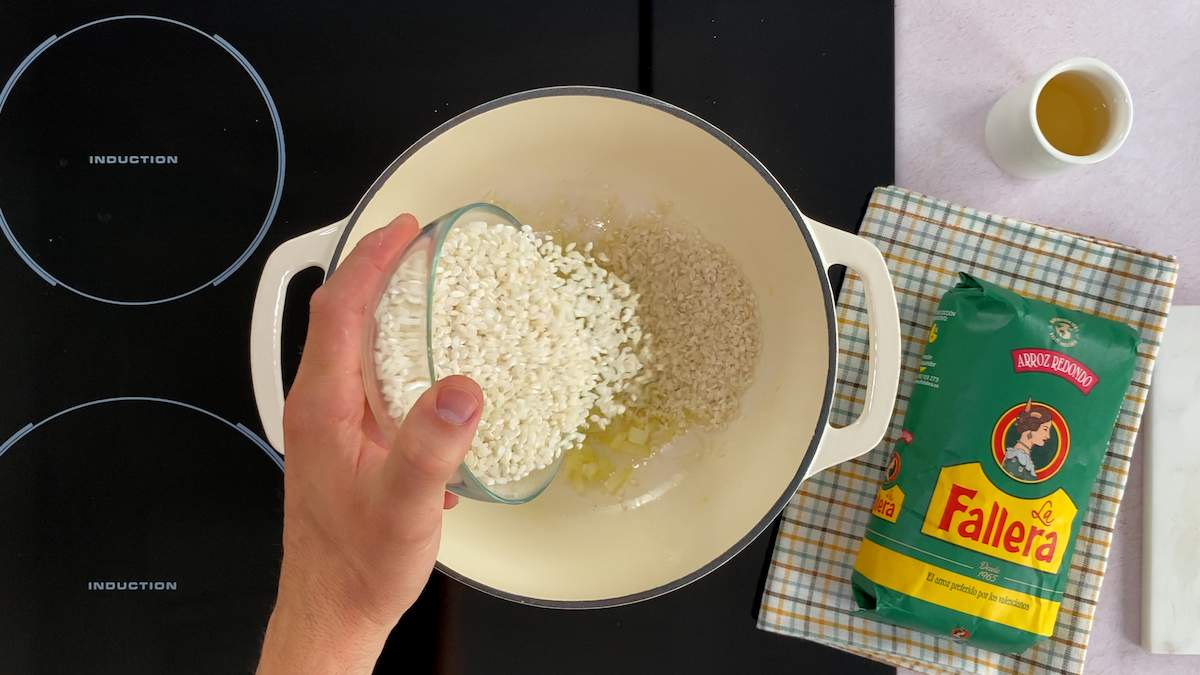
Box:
602;217;761;431
373;221;647;486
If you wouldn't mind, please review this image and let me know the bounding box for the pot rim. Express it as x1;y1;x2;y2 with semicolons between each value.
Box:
326;85;837;609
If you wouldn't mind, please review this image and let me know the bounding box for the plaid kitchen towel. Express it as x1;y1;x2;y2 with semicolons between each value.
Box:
757;186;1178;674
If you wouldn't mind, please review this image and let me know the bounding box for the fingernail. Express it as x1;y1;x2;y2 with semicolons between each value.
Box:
436;386;479;425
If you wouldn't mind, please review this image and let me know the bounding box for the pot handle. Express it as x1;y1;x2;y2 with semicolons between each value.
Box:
803;218;901;479
249;218;348;452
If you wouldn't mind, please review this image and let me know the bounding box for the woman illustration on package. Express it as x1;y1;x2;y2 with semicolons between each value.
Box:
1003;399;1054;480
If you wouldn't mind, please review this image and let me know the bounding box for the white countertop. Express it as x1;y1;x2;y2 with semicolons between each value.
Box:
894;1;1200;673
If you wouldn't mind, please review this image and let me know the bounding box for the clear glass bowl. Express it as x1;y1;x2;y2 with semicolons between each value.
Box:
362;203;565;505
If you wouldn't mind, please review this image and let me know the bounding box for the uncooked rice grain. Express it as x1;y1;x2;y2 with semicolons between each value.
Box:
601;214;760;432
373;221;648;486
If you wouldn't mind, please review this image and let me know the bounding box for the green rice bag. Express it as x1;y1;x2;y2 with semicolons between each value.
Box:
851;273;1138;654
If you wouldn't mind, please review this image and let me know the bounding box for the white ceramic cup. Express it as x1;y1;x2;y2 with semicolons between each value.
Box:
985;57;1132;179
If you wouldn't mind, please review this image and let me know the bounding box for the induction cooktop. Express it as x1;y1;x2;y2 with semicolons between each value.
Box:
0;14;288;673
0;3;893;674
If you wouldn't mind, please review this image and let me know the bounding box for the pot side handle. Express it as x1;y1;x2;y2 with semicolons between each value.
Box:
803;218;901;479
249;219;348;452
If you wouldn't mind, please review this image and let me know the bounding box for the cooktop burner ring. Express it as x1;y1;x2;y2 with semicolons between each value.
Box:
0;14;285;306
0;395;283;469
0;396;284;671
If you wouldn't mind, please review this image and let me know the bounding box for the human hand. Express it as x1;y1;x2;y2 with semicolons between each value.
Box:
257;214;483;675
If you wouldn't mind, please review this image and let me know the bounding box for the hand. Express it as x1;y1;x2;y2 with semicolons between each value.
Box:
257;214;483;675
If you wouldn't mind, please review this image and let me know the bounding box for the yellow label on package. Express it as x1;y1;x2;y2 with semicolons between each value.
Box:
920;463;1076;575
872;485;904;523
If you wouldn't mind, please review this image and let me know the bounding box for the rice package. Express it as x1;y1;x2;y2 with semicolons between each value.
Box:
851;273;1138;653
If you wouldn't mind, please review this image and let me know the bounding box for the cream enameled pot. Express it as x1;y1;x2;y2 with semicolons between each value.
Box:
249;87;900;607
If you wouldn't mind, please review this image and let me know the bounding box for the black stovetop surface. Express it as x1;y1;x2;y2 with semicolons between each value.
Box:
0;2;893;673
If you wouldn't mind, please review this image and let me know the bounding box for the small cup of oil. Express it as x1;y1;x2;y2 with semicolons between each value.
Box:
985;57;1132;179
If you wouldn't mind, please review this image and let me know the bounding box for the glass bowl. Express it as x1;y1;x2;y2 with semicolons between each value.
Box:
362;203;565;505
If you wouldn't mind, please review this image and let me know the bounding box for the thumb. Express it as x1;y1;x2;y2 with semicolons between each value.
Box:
384;375;482;509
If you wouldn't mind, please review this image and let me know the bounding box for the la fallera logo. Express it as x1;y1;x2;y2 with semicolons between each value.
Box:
991;399;1070;484
917;400;1078;573
885;452;901;483
922;463;1076;573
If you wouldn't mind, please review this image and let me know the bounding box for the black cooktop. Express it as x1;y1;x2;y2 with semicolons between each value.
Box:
0;2;893;673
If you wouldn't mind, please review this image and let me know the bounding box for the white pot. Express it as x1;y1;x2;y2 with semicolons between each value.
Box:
249;87;901;607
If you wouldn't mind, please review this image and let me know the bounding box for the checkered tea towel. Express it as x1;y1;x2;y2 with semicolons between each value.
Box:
757;186;1178;674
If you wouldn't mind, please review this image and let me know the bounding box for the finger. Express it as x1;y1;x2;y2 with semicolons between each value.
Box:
384;375;482;512
302;213;419;378
292;214;419;417
443;492;459;510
